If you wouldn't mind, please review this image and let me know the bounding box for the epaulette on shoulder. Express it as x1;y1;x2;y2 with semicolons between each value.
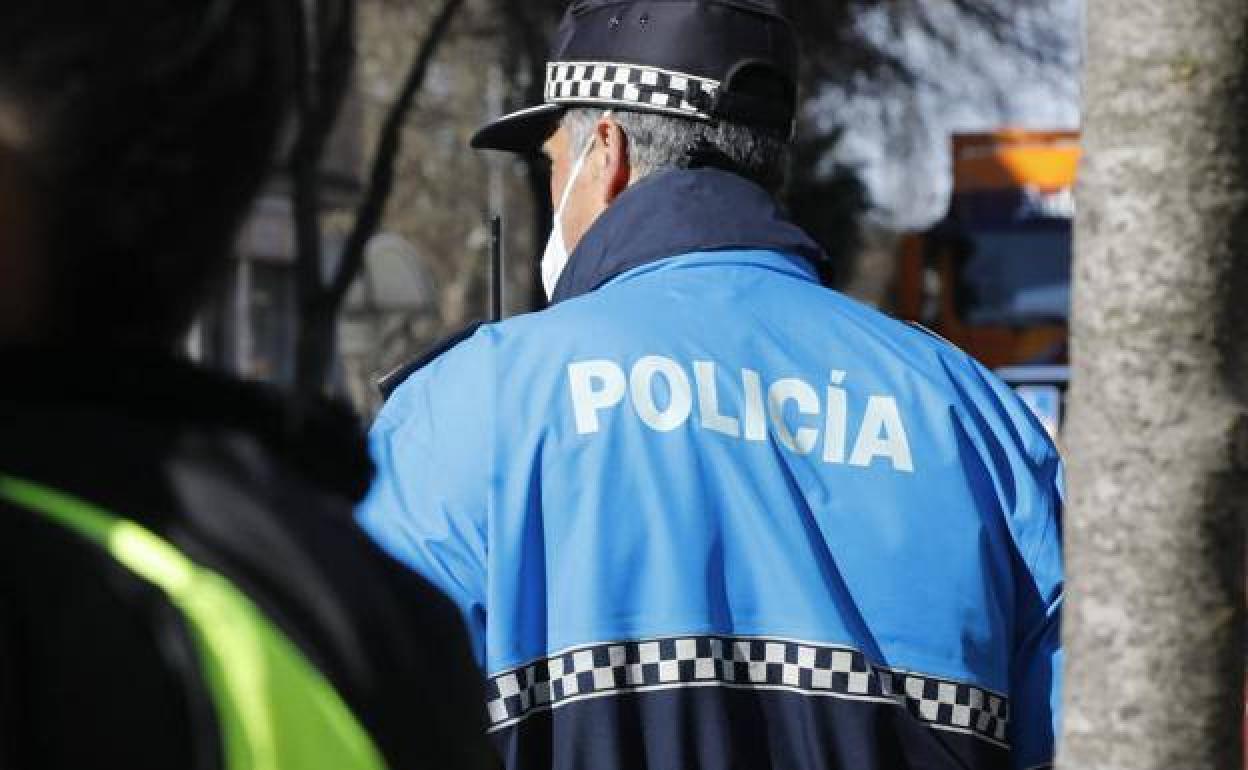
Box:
905;320;959;350
377;321;484;400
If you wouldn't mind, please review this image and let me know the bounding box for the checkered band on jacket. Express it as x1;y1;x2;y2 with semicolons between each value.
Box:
485;635;1011;747
545;61;720;119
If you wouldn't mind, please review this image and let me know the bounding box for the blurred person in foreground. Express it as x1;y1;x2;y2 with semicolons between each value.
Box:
360;1;1063;769
0;2;495;768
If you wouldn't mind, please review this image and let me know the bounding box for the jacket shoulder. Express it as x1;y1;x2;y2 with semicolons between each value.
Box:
377;322;485;400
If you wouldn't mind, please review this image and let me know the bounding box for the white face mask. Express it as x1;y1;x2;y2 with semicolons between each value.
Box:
541;110;612;301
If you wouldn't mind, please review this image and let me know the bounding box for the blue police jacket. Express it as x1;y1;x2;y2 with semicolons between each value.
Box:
360;168;1063;770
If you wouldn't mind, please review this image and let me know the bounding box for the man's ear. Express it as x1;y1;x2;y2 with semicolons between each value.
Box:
596;117;631;204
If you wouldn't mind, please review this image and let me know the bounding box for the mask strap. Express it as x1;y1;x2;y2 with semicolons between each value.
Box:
556;109;614;214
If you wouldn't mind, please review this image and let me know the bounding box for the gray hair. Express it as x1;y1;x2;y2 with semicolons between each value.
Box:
562;108;791;195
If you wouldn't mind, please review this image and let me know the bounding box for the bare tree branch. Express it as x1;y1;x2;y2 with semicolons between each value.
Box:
327;0;465;309
290;0;360;395
291;0;354;317
290;0;326;313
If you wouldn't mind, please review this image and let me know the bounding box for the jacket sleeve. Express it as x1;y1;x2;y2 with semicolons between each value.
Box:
953;353;1064;770
357;341;493;666
1007;446;1064;770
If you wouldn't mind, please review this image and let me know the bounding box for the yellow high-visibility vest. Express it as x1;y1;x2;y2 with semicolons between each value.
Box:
0;475;387;770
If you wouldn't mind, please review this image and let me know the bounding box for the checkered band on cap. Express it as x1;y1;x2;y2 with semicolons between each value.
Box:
544;61;721;120
485;634;1011;748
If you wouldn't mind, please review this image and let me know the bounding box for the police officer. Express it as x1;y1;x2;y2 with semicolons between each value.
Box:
361;2;1063;768
0;2;495;768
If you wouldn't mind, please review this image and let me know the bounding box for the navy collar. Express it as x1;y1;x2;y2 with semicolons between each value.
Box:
552;168;825;303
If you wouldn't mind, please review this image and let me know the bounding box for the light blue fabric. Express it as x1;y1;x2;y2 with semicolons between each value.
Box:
359;249;1063;768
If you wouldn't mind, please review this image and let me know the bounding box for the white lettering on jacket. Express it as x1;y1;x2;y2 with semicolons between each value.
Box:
567;357;915;473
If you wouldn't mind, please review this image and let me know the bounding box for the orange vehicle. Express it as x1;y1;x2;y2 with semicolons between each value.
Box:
894;130;1080;436
895;130;1080;369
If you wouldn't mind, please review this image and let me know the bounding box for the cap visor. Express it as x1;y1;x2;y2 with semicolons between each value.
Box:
471;104;563;153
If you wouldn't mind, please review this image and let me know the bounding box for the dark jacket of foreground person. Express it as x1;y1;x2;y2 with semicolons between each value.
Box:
0;348;499;770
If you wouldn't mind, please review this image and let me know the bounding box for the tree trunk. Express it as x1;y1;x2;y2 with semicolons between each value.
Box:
500;0;556;312
1060;2;1248;768
295;298;339;397
291;0;463;399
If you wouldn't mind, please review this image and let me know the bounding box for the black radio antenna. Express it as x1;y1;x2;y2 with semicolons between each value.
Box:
489;215;504;322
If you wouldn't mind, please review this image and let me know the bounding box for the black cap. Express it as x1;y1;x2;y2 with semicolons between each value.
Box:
472;0;799;153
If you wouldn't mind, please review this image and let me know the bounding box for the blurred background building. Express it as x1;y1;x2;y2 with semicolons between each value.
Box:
195;0;1083;422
